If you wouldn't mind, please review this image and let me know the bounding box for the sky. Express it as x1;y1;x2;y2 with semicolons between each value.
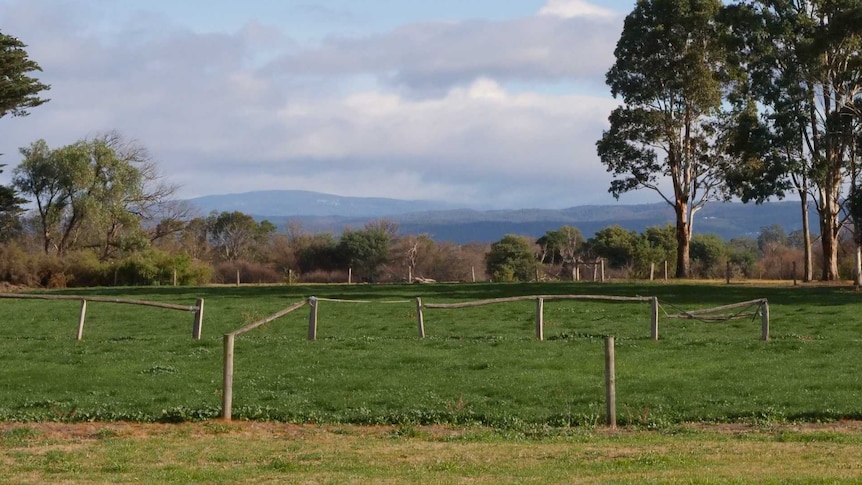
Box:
0;0;651;210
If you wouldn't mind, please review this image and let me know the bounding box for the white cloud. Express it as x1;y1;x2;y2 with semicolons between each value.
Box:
538;0;617;19
0;0;627;209
264;12;622;93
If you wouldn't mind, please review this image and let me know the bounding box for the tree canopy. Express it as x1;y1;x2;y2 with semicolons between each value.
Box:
0;31;50;119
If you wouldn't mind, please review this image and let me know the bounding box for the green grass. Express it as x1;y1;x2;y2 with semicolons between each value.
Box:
0;282;860;426
4;422;862;483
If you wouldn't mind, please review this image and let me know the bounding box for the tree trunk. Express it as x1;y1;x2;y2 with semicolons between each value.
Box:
675;200;691;278
819;214;840;281
855;242;862;287
819;185;841;281
800;193;813;282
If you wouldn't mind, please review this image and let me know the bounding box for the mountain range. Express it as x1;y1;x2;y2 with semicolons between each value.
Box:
187;190;810;243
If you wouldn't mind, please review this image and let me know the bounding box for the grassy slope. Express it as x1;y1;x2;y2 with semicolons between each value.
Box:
0;282;860;425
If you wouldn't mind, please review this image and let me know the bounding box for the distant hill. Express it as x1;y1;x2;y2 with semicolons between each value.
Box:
188;190;458;217
186;190;812;243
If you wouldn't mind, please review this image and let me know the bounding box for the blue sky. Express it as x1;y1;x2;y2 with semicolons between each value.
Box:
0;0;651;209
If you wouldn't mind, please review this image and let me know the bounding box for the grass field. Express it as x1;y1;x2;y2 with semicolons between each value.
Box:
0;281;860;427
4;421;862;484
3;281;862;482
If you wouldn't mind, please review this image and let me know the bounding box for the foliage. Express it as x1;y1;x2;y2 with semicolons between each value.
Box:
12;133;174;258
585;225;640;269
722;0;862;280
337;220;395;282
597;0;731;277
0;165;26;241
537;225;583;266
689;233;727;277
727;237;758;277
485;234;537;282
0;31;50;119
206;211;275;262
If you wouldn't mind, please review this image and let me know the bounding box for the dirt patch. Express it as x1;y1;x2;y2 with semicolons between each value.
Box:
5;420;862;441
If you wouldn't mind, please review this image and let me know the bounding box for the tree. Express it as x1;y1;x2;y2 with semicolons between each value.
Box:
585;225;641;269
485;234;537;282
635;224;678;275
0;32;50;120
757;224;789;254
690;233;727;277
338;220;394;282
597;0;731;277
723;0;862;280
13;133;176;257
537;226;584;279
0;164;25;242
0;32;49;243
207;211;275;262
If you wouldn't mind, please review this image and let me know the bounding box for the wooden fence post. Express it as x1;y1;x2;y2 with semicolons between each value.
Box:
222;334;235;421
192;298;205;340
761;300;770;341
650;297;659;341
76;299;87;341
793;262;798;286
605;336;616;429
307;297;318;341
416;297;425;338
535;297;544;341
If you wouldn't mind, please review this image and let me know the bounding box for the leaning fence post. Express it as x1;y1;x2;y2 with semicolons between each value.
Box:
416;297;425;338
535;297;544;341
650;297;659;341
222;334;235;421
761;300;770;341
192;298;205;340
307;297;318;341
605;336;616;429
76;299;87;341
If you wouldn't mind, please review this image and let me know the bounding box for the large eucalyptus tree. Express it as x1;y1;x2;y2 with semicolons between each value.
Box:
597;0;731;277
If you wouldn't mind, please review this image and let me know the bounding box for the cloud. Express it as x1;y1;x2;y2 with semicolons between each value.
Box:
538;0;617;19
264;8;621;93
0;0;627;209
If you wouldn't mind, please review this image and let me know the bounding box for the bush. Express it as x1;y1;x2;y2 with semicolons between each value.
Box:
115;250;212;286
214;261;281;284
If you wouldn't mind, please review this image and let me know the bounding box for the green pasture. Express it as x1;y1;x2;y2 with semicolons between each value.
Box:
0;282;860;426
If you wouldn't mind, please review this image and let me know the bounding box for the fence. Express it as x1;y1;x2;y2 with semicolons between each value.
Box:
0;293;205;340
222;300;307;421
417;294;660;341
665;298;770;341
219;294;770;421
